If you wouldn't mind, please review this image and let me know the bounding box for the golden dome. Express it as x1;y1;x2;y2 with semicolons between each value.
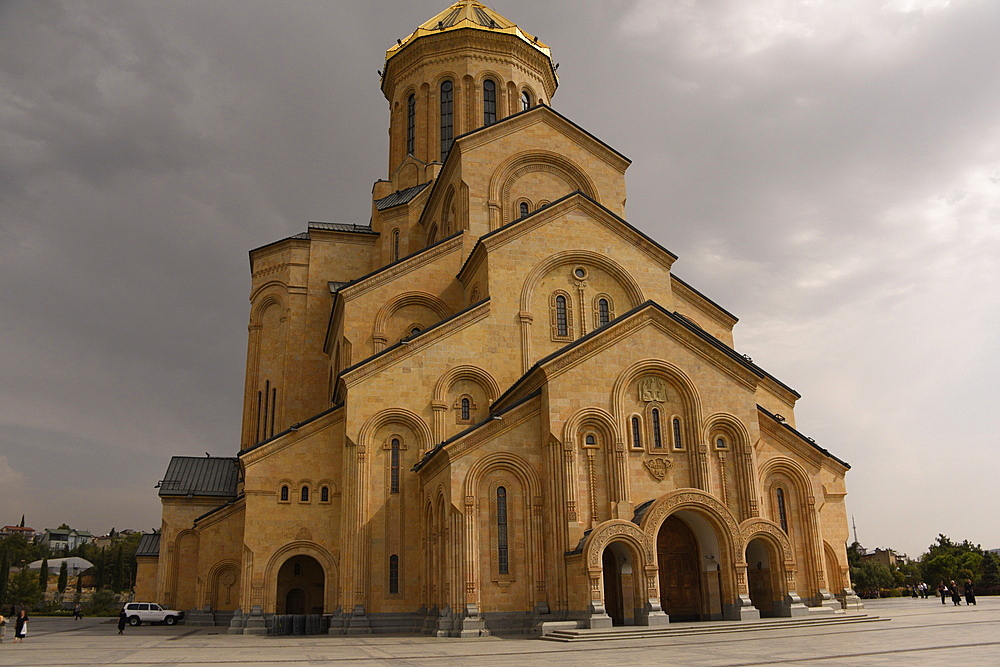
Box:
385;0;551;62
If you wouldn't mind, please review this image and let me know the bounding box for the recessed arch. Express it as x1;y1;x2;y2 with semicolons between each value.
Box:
519;250;643;315
372;291;450;351
262;541;338;614
357;407;433;455
488;150;599;229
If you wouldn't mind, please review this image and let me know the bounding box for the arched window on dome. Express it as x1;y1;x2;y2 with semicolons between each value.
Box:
406;93;415;155
483;79;497;126
521;89;531;111
440;80;454;161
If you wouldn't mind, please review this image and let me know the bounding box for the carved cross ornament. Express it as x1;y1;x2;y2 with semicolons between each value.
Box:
643;457;672;481
638;376;667;403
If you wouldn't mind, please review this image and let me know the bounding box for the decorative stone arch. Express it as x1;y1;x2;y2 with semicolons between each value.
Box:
758;456;824;602
638;488;743;617
823;540;847;594
262;541;338;614
518;250;644;372
740;517;795;617
703;412;751;451
431;365;502;440
580;520;662;627
357;407;434;457
563;406;619;448
249;291;286;323
441;184;458;235
206;559;241;611
488;150;599;229
462;452;544;616
477;69;506;119
372;291;450;352
170;529;200;611
739;518;794;565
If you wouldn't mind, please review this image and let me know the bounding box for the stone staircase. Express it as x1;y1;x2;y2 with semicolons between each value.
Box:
539;613;885;642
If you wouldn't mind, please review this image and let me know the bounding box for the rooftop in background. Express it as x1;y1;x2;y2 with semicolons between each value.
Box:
157;456;239;498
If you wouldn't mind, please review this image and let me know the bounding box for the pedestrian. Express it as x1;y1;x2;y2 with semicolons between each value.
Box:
118;608;128;635
938;581;948;604
73;602;82;620
0;613;6;643
964;579;977;606
13;610;28;643
950;580;962;606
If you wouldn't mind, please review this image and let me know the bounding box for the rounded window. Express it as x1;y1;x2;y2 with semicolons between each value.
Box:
573;266;587;280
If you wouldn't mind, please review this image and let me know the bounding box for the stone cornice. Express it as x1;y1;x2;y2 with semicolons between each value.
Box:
757;405;850;472
478;192;676;274
337;233;464;302
670;274;739;329
341;300;491;388
458;107;631;173
417;393;541;478
193;496;245;530
240;406;344;466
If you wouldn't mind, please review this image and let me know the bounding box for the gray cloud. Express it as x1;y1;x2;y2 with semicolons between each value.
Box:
0;0;997;558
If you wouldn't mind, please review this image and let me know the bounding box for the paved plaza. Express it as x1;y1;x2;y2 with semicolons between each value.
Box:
1;597;999;666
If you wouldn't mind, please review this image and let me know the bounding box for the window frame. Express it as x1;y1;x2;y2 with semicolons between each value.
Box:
440;79;454;162
483;78;497;126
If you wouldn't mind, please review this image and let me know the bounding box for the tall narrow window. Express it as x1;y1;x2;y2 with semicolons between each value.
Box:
280;485;289;502
440;80;453;161
321;486;329;502
389;554;399;594
391;229;400;262
519;201;529;218
256;391;262;442
390;438;400;494
672;418;683;449
497;487;509;574
631;416;642;449
270;386;277;438
461;397;471;421
483;79;496;126
406;93;415;155
555;295;568;337
300;486;309;502
776;488;788;533
652;408;663;448
262;380;270;440
521;90;531;111
598;298;610;326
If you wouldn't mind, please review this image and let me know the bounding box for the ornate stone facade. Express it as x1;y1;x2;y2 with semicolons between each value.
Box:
139;0;860;635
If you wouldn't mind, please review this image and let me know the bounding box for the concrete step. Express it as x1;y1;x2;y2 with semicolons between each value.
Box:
539;614;884;642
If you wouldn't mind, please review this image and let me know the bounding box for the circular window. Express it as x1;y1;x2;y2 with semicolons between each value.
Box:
573;266;587;279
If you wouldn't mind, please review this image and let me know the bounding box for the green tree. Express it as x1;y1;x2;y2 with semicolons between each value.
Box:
0;549;10;607
58;560;69;595
38;557;49;592
851;560;894;596
919;534;986;586
981;552;1000;591
85;588;118;616
7;567;42;609
75;567;83;601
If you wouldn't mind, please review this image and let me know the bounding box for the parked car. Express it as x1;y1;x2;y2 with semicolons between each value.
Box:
121;602;184;626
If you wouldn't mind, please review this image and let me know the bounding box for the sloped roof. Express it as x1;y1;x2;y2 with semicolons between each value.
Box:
375;181;431;211
386;0;550;62
157;456;239;498
136;532;160;557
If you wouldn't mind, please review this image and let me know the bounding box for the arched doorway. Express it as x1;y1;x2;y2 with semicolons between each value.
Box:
746;538;776;617
657;515;703;621
602;549;624;626
276;555;324;614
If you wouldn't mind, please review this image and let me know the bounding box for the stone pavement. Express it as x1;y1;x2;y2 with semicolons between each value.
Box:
1;597;998;666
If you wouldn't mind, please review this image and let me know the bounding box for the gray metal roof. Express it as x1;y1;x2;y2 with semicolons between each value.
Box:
135;532;160;557
374;181;431;211
308;222;377;234
157;456;239;498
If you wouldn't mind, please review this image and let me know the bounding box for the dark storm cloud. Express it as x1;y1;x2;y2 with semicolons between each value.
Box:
0;0;997;558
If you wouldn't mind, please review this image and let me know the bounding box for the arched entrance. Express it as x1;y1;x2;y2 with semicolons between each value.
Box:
601;542;638;626
746;538;776;617
276;555;324;614
657;515;703;621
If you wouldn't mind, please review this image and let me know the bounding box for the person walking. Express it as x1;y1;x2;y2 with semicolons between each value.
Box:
0;613;6;643
938;581;948;604
73;602;82;620
950;580;962;606
13;610;28;643
964;579;977;606
117;608;128;635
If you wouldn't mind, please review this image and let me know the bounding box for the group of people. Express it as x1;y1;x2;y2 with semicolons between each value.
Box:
938;579;976;606
0;609;29;643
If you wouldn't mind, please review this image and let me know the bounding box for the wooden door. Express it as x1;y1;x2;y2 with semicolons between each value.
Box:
657;516;703;621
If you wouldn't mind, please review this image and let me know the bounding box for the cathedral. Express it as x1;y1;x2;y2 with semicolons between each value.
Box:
135;1;862;636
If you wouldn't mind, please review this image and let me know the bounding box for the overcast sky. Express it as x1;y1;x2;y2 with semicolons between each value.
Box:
1;0;998;560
